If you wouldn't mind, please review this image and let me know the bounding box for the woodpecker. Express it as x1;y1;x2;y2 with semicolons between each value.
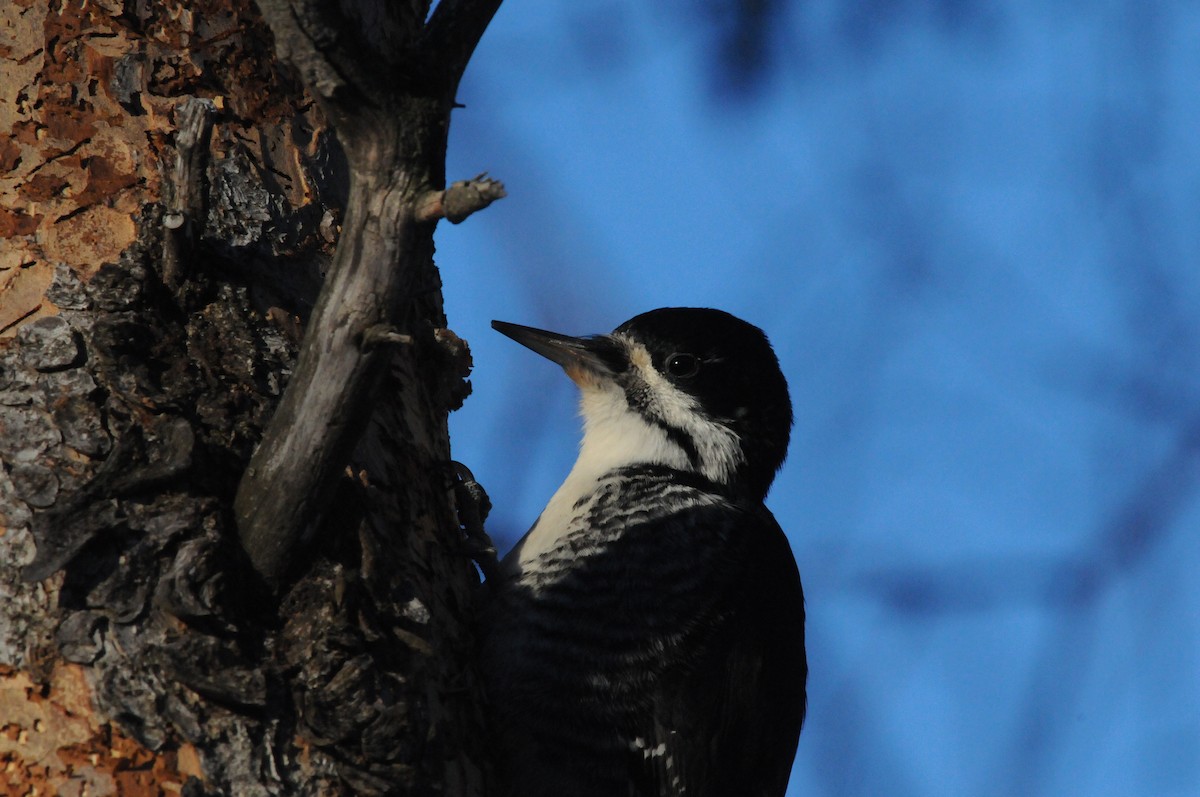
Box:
479;307;805;797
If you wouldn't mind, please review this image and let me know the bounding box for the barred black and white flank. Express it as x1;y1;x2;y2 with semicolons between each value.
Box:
482;308;806;797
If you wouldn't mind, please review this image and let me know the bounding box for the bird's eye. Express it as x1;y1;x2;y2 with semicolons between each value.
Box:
665;353;700;379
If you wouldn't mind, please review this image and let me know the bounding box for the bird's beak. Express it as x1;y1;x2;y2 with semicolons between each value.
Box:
492;320;621;387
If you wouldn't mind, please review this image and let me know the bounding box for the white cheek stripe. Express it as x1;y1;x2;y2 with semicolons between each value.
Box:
622;338;742;485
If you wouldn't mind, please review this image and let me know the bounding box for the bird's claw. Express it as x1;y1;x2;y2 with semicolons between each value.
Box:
449;461;500;582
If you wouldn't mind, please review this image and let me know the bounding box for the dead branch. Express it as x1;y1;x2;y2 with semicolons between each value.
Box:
416;173;508;223
234;0;505;587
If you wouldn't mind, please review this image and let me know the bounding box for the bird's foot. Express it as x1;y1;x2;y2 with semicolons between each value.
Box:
449;461;500;582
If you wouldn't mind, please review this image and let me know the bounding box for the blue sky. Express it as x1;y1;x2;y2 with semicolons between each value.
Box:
437;3;1200;794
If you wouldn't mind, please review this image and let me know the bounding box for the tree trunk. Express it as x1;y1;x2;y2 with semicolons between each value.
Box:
0;0;499;794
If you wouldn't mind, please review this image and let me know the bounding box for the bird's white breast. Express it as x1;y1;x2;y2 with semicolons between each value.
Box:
508;381;690;572
504;340;743;578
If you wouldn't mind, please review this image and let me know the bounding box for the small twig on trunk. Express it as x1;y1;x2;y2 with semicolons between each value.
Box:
416;173;507;224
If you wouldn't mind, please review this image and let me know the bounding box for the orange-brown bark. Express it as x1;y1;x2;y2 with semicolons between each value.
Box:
0;665;203;795
1;0;495;794
0;0;332;335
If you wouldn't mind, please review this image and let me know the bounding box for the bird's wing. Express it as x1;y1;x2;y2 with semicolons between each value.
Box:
482;472;805;797
632;505;806;797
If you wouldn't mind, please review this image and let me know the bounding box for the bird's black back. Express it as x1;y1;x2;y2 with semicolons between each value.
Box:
482;465;806;797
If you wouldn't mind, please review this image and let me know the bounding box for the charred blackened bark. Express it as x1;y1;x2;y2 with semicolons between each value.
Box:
1;0;501;794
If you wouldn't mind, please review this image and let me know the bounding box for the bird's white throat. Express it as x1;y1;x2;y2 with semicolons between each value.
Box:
510;347;742;572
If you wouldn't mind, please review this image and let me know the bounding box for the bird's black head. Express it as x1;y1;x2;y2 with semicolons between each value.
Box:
613;308;792;499
493;307;793;501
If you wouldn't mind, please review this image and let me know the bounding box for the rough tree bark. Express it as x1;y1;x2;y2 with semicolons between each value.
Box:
0;0;501;794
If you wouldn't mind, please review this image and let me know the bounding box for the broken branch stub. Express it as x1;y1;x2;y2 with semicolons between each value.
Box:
417;173;508;224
